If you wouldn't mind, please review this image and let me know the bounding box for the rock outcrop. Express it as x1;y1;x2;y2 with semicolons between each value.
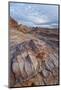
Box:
9;17;18;29
9;17;59;87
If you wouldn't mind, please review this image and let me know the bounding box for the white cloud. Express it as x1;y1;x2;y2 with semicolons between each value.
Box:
28;14;49;25
10;3;58;28
38;23;58;28
50;23;58;28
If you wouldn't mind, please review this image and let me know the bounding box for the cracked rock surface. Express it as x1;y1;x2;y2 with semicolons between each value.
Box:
9;17;59;87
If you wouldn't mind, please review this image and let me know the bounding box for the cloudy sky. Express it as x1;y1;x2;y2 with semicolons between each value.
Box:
10;3;58;28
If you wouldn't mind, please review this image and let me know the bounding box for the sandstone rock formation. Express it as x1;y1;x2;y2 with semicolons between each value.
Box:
9;17;59;87
9;17;18;29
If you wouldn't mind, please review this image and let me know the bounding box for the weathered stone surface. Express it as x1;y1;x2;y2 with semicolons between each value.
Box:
42;69;49;78
9;18;59;87
10;38;59;87
24;59;33;76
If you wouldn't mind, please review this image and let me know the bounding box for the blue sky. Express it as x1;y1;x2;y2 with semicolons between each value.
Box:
10;3;58;28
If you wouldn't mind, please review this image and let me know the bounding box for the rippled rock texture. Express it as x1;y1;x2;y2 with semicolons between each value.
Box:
9;17;59;88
